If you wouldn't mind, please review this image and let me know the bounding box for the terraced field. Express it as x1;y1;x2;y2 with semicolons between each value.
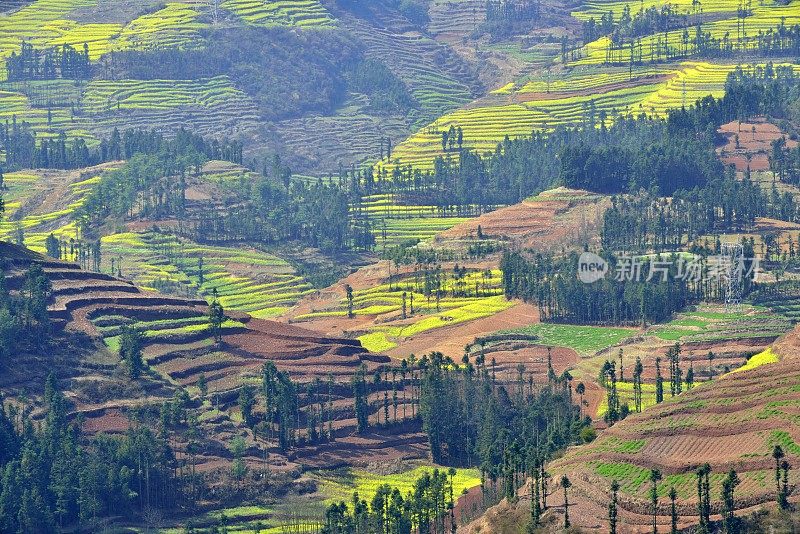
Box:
547;324;800;531
273;94;411;173
311;465;482;507
334;3;481;125
0;165;314;319
81;76;249;112
0;77;259;147
221;0;334;27
649;307;793;342
294;267;511;353
0;166;110;250
0;0;207;77
484;323;635;356
383;60;800;171
1;241;404;461
101;231;315;319
572;0;800;66
427;0;486;39
353;193;479;249
573;0;743;20
0;84;94;143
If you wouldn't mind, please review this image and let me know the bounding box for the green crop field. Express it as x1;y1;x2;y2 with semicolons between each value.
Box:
296;268;511;352
101;231;314;318
112;2;207;51
572;2;800;66
221;0;335;27
311;465;482;506
649;305;792;342
0;0;208;81
381;62;752;173
382;61;793;171
573;0;746;20
353;193;479;248
491;323;635;356
0;170;101;249
597;381;659;418
0;86;94;144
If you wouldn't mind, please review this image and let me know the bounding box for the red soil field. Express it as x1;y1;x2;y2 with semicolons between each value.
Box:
717;118;797;172
436;188;609;252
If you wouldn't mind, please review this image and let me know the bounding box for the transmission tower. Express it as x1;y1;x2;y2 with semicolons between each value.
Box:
721;243;745;311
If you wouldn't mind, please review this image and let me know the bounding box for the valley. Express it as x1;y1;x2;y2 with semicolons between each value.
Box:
1;0;800;532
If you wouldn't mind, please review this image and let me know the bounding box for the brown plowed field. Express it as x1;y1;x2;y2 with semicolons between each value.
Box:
717;118;798;172
436;187;609;251
386;302;540;359
537;323;800;532
1;243;430;477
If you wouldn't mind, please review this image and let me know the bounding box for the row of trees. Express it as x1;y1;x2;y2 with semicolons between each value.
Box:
600;344;699;426
582;4;691;45
770;135;800;185
600;182;769;253
6;42;91;81
600;20;800;66
604;451;791;534
193;177;355;253
322;469;457;534
1;119;243;172
500;249;749;325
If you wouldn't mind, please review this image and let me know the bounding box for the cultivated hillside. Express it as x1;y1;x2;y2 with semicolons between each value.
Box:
0;242;437;478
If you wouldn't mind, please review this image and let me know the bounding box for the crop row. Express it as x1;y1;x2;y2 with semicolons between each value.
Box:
102;231;314;318
382;60;800;171
220;0;335;27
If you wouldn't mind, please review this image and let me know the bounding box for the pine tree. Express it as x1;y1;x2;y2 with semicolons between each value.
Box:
238;385;256;428
45;234;60;259
119;326;144;379
352;365;369;433
696;464;711;532
655;357;664;403
609;479;619;534
530;458;541;530
345;284;354;319
722;469;740;534
561;475;571;529
209;299;225;345
198;373;208;400
669;487;678;534
650;469;662;534
633;356;644;412
773;445;786;509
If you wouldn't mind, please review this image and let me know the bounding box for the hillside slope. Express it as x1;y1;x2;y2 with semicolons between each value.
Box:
465;324;800;532
1;242;435;478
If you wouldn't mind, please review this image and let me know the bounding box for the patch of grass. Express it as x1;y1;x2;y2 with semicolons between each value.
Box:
496;323;634;356
767;431;800;456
